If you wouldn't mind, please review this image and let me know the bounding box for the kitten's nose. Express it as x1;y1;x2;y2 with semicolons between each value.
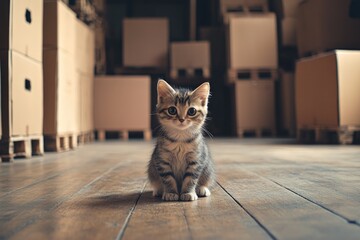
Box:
179;119;185;123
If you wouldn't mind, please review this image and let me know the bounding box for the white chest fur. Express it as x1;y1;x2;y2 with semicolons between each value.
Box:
161;141;197;178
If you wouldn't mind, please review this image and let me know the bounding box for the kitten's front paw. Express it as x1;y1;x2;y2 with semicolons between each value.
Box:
162;192;179;201
196;186;211;197
180;192;198;201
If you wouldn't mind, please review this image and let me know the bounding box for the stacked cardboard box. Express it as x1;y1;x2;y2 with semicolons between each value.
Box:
94;75;152;141
295;0;360;143
0;0;44;160
234;80;276;137
170;41;210;79
123;18;169;69
222;1;277;137
75;19;95;143
296;51;360;143
226;13;278;82
43;0;87;151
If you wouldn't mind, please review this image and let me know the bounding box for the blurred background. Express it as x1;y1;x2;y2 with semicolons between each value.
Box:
1;0;360;161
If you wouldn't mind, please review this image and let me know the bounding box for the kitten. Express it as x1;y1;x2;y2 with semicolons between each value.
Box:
147;79;215;201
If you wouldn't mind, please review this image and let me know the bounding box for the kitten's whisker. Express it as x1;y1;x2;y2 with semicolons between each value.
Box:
202;127;214;139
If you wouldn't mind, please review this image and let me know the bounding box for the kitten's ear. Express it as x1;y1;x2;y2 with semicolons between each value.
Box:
191;82;210;106
157;79;175;104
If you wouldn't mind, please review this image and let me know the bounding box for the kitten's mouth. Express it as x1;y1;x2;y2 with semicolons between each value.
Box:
174;122;190;130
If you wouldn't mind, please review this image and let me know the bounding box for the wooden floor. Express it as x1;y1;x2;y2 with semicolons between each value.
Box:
1;139;360;240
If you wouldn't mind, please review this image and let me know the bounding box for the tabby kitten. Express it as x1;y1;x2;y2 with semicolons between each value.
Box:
147;79;215;201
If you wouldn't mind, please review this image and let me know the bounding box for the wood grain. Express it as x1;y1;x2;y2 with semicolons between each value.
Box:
122;184;271;240
1;139;360;240
217;166;360;240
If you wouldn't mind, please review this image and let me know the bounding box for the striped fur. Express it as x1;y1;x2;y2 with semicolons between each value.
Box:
147;80;215;201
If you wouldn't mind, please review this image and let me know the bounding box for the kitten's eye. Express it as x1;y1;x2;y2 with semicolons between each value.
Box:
187;107;197;116
168;106;177;115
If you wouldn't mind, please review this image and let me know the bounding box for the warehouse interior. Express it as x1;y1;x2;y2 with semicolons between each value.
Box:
1;0;360;239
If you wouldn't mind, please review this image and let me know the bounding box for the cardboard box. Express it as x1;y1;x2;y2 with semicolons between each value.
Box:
297;0;360;57
171;41;210;69
43;49;78;135
280;72;296;136
0;50;43;137
228;14;278;69
281;18;296;47
123;18;169;68
94;76;151;131
296;50;360;129
272;0;303;19
79;73;94;133
75;19;95;75
234;80;275;132
0;0;43;62
43;0;76;54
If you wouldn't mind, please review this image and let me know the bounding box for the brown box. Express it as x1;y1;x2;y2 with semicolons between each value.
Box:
75;19;95;75
296;50;360;129
94;76;151;131
280;71;296;136
234;80;275;135
43;49;78;135
228;14;278;69
281;18;296;47
43;0;76;54
0;0;43;62
171;41;210;69
123;18;169;68
273;0;303;19
297;0;360;57
79;73;94;133
0;50;43;137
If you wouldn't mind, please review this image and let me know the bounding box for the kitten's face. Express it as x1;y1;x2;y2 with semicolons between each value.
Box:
156;80;210;131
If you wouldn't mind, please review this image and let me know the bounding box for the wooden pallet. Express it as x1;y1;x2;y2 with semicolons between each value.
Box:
77;131;95;145
237;128;276;138
44;133;78;152
278;128;296;138
170;67;210;79
228;69;278;83
97;130;152;141
297;126;360;144
222;0;269;23
0;135;44;162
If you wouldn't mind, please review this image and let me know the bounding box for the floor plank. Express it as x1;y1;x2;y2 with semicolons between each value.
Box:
9;160;147;240
217;166;360;240
122;184;271;240
249;166;360;224
0;154;128;239
1;139;360;240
